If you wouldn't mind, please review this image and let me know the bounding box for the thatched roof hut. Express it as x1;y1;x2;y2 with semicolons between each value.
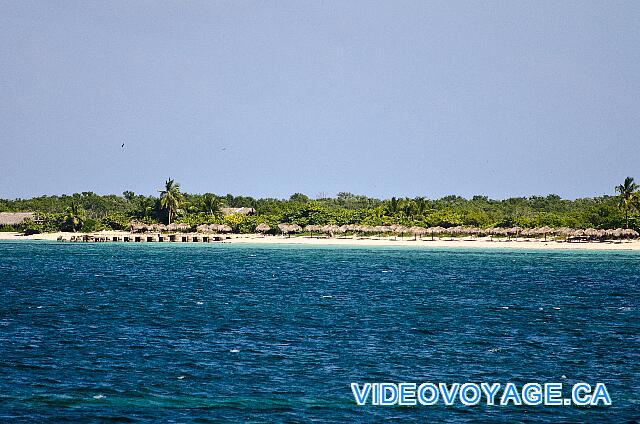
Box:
0;212;38;226
221;207;255;216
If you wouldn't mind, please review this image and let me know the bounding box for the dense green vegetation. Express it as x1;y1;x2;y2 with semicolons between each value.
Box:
1;177;639;234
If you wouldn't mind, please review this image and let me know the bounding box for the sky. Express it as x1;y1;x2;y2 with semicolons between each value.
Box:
1;1;639;200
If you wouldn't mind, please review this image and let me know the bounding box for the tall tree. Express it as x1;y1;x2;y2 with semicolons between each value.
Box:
63;201;86;232
615;176;639;228
159;178;183;225
201;193;222;217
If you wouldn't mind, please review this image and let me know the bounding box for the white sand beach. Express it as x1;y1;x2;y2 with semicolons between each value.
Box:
1;231;639;251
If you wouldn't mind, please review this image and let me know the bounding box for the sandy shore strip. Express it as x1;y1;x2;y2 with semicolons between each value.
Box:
1;231;639;251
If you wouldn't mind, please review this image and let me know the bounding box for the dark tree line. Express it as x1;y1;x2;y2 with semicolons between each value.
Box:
1;177;639;234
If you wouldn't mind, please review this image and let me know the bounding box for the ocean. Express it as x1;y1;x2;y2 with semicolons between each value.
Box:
0;241;638;422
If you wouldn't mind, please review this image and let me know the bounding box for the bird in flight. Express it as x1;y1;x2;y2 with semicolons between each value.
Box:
121;142;125;148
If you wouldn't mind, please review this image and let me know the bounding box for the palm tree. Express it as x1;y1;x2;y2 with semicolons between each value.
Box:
159;178;183;225
64;201;86;232
615;177;639;228
201;193;222;217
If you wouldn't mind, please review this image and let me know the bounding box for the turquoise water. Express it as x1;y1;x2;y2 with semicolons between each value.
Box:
0;241;638;422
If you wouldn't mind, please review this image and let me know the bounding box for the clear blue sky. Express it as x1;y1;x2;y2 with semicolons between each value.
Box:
1;1;638;200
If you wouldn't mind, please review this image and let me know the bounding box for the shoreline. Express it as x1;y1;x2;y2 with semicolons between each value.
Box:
1;231;639;251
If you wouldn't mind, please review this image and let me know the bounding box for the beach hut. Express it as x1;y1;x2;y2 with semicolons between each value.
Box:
0;212;39;226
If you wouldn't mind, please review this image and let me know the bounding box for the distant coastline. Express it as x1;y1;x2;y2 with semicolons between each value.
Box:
1;231;639;251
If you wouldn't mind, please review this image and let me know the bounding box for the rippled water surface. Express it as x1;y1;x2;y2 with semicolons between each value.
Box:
0;241;638;422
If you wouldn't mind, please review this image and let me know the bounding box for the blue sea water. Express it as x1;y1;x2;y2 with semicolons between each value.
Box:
0;241;638;423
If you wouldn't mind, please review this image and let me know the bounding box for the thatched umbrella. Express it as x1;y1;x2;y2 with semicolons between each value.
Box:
487;227;503;240
305;224;321;238
507;226;523;240
322;225;340;237
212;224;232;233
342;224;358;234
288;224;302;236
389;224;407;240
460;226;477;238
555;227;572;241
622;228;639;239
536;226;553;241
129;221;145;233
409;226;426;240
429;226;445;240
196;224;210;233
370;226;386;235
449;226;467;240
167;223;186;232
255;223;271;234
358;226;374;237
175;223;191;232
278;223;289;234
584;228;599;240
278;223;297;237
152;223;167;232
